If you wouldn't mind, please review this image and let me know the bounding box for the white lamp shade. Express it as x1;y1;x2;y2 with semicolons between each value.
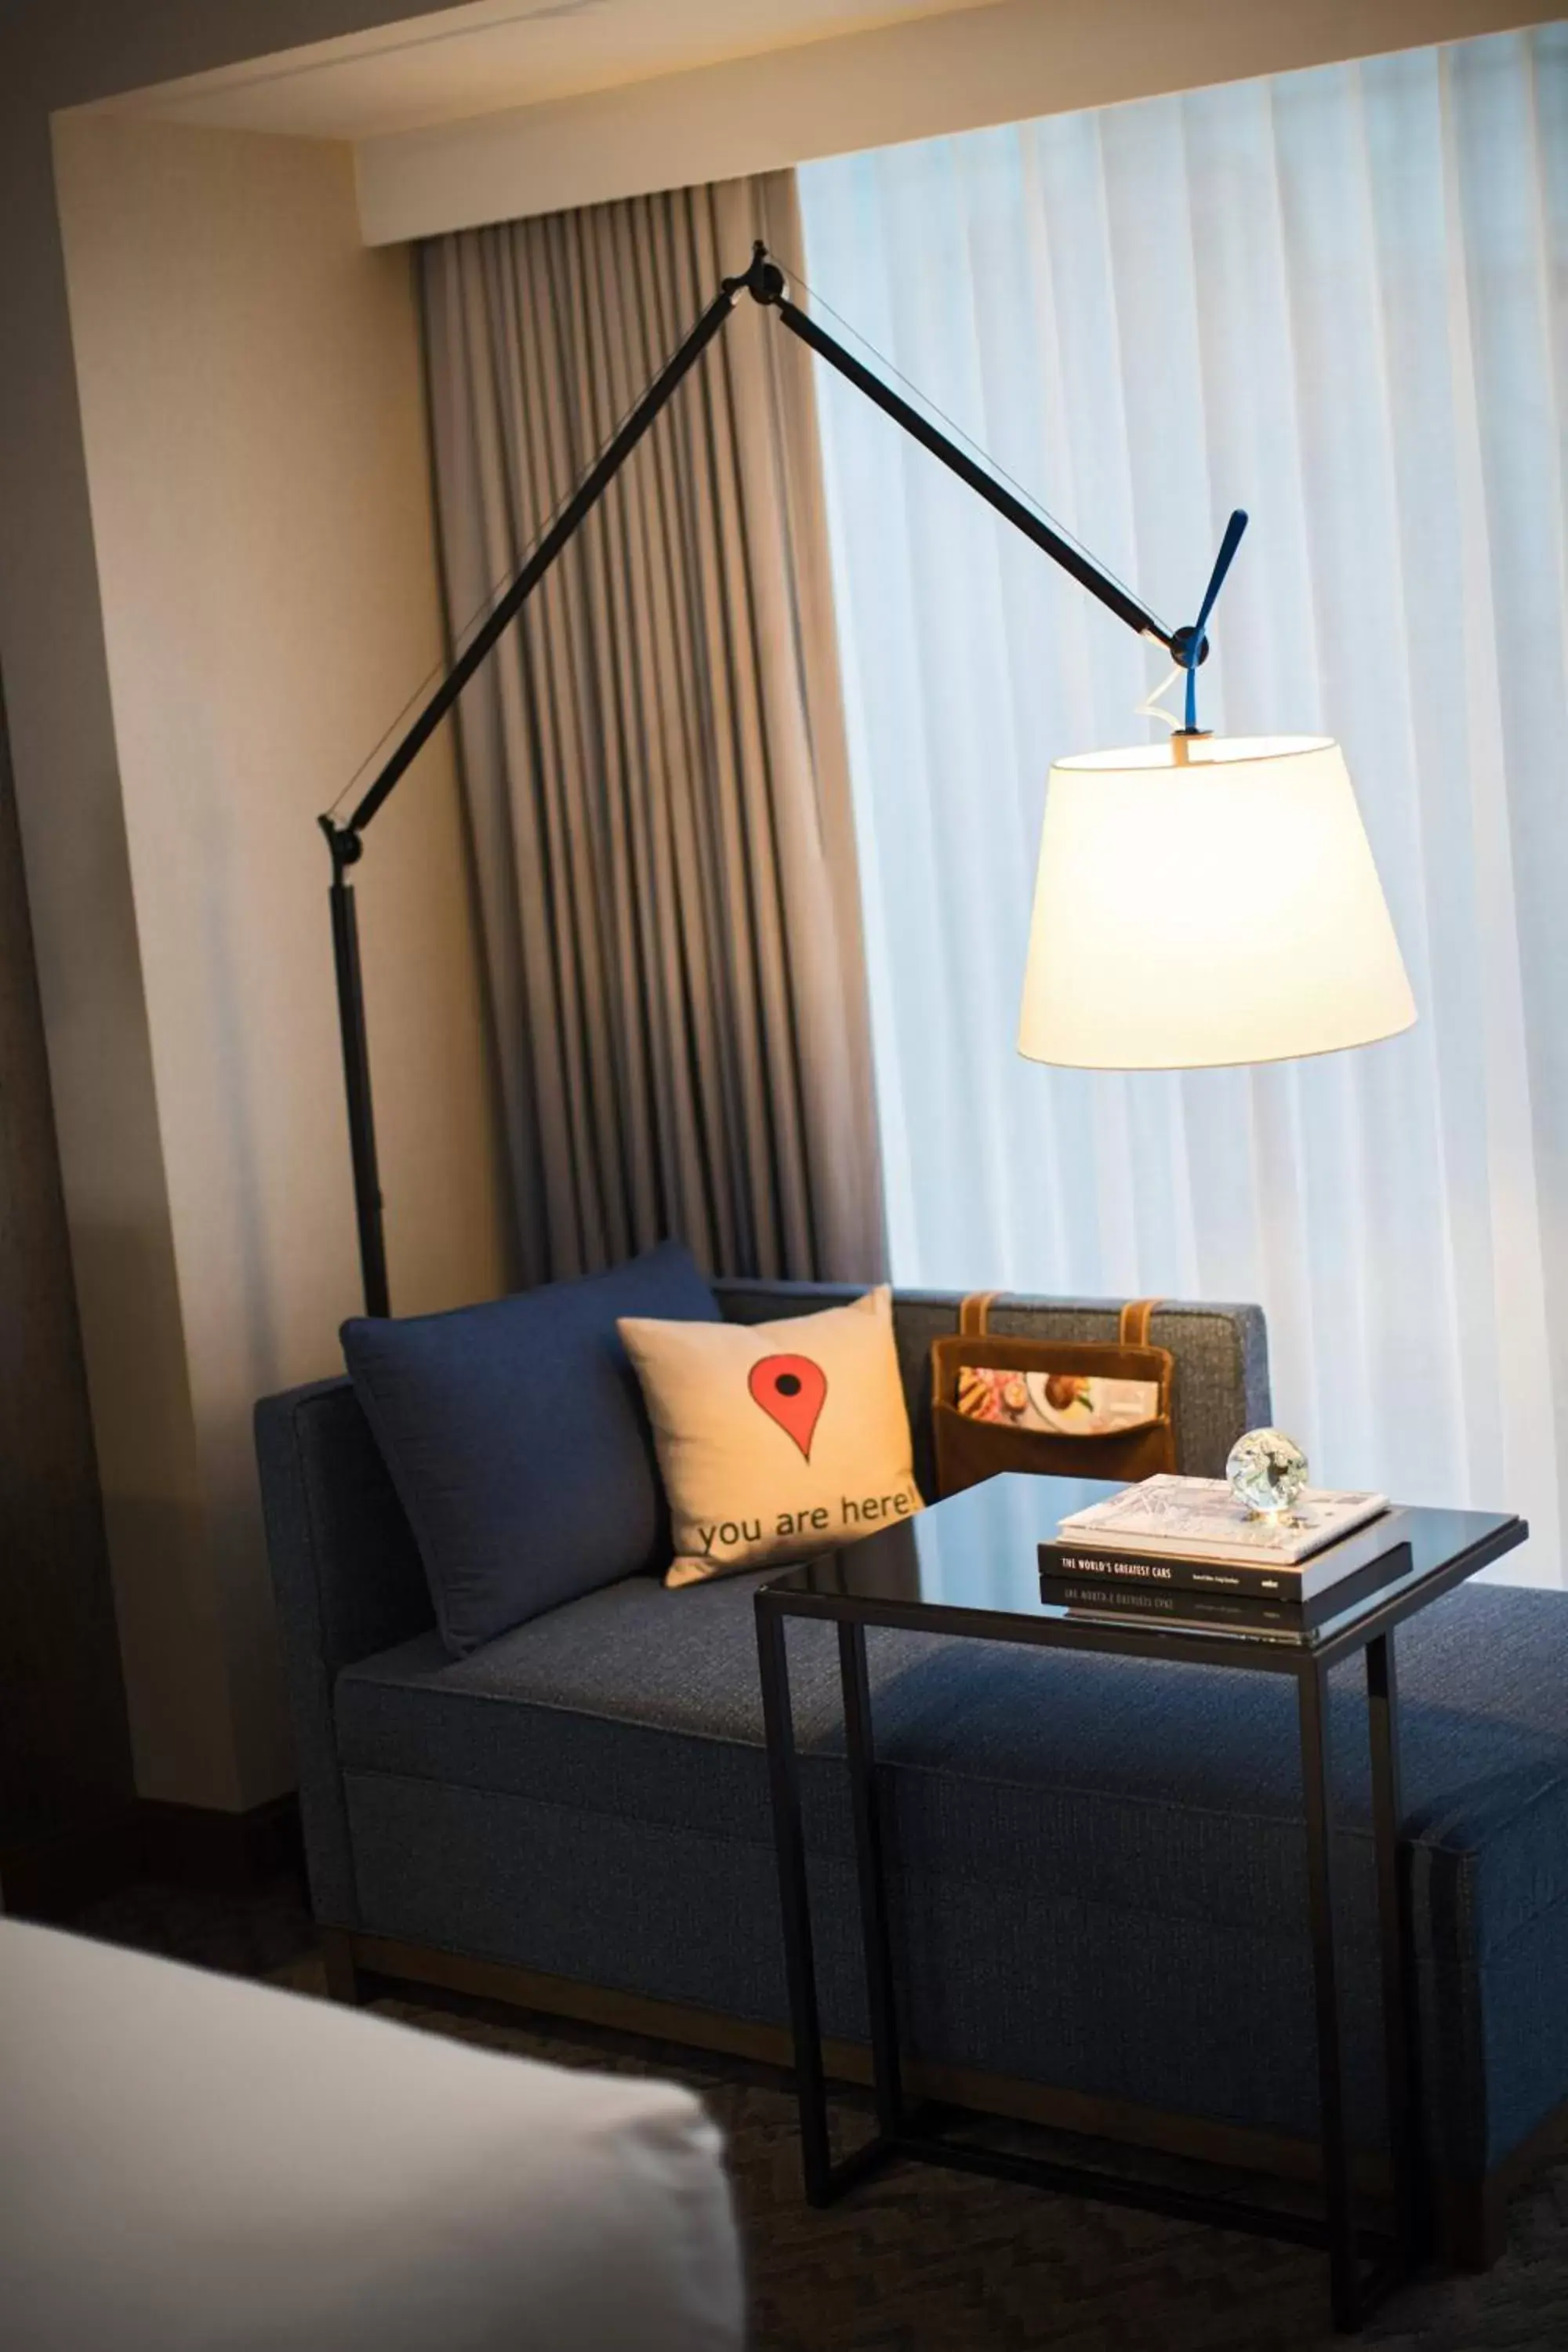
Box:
1017;735;1417;1070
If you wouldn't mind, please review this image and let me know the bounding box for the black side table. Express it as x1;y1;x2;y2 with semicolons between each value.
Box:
754;1472;1526;2333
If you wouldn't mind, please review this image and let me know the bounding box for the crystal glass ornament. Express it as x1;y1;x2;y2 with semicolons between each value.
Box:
1226;1427;1309;1519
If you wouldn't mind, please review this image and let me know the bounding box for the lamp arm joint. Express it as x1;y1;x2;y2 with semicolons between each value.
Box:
727;241;786;306
319;814;363;873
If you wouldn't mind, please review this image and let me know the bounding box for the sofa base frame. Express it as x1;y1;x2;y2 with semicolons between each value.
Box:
322;1929;1555;2272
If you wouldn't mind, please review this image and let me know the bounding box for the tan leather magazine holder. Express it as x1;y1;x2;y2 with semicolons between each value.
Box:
931;1294;1176;1499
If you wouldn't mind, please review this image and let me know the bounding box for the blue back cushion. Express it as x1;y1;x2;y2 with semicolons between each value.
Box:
341;1242;719;1655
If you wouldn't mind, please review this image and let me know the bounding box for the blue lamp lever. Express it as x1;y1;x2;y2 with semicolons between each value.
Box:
1173;508;1249;735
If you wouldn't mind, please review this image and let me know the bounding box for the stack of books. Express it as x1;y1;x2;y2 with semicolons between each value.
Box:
1039;1474;1407;1639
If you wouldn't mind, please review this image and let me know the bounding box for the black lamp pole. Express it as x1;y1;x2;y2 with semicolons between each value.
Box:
323;243;1232;1317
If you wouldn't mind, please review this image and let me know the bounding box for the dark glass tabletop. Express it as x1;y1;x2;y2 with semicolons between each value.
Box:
762;1473;1526;1656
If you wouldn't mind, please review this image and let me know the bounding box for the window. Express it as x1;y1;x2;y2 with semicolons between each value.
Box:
800;27;1568;1578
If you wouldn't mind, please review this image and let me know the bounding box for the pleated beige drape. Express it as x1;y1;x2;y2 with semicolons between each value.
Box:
417;174;885;1287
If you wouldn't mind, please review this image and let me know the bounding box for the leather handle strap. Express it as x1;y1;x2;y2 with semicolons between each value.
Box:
938;1290;1004;1406
959;1289;1004;1338
961;1291;1156;1341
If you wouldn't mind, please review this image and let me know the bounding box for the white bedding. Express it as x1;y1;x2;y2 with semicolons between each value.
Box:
0;1918;744;2350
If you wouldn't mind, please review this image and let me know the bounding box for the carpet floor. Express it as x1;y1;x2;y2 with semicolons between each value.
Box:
66;1875;1568;2352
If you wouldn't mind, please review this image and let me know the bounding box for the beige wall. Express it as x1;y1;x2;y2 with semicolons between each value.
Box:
353;0;1541;241
51;112;508;1809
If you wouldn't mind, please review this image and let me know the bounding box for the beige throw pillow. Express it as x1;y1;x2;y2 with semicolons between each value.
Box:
618;1287;924;1587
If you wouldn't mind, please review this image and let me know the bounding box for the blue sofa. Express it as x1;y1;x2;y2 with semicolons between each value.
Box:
256;1282;1568;2263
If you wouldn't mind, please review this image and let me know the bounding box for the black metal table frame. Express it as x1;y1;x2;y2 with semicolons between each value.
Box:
753;1532;1514;2336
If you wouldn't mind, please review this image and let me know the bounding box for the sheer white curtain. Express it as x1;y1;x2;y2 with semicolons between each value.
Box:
798;27;1568;1582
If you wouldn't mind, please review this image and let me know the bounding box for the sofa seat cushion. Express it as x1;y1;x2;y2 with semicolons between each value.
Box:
336;1580;1568;1959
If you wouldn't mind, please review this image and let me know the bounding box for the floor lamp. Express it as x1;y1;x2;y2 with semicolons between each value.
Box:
321;243;1414;1316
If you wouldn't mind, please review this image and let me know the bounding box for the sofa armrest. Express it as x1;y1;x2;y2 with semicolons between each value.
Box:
256;1378;434;1926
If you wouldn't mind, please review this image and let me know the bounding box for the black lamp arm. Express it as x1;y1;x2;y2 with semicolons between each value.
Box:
333;278;742;848
771;294;1172;652
323;241;1203;1314
319;269;751;1313
331;240;1176;860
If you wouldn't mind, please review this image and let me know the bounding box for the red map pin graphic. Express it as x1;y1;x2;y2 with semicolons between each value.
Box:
748;1354;828;1461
